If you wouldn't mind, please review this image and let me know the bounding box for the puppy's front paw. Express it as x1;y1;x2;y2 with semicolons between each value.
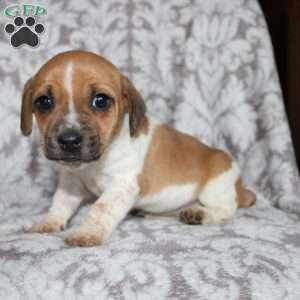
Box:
65;230;104;247
30;221;64;234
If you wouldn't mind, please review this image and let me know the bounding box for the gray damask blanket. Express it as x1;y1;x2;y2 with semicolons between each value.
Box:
0;0;300;299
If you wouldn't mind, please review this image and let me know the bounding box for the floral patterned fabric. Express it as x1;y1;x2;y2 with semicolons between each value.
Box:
0;0;300;299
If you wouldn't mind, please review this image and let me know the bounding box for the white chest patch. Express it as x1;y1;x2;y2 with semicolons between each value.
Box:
64;62;78;125
135;183;197;213
75;116;159;196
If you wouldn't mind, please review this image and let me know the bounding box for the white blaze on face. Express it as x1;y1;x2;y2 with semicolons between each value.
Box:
64;62;78;126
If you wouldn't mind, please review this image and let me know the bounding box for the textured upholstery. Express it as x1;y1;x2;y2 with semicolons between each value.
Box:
0;1;300;299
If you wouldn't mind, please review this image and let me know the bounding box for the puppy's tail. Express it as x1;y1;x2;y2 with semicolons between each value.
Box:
236;178;256;208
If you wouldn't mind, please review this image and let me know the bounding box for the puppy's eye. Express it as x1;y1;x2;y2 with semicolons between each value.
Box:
34;96;54;113
90;93;111;111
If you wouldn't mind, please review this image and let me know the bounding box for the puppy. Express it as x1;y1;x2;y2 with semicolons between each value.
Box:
21;50;255;247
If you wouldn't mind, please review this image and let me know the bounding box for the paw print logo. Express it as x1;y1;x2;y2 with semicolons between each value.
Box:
4;16;44;48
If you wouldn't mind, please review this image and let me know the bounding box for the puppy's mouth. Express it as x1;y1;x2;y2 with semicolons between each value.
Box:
45;154;101;164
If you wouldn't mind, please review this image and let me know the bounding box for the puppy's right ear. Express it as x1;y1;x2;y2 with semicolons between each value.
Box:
21;78;34;136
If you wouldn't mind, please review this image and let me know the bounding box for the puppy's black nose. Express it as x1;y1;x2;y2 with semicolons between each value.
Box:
57;129;82;152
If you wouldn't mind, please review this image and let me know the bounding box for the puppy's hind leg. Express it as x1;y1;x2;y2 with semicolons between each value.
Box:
180;165;239;225
198;165;239;224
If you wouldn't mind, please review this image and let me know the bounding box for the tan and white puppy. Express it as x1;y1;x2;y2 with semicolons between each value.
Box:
21;50;255;247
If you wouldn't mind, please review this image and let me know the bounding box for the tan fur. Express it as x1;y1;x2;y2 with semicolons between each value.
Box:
23;50;256;247
235;178;256;208
122;76;147;137
135;115;149;137
138;124;255;208
21;51;146;143
21;78;35;136
138;124;232;197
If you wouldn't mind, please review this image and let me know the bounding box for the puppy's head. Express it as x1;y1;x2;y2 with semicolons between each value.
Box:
21;50;146;165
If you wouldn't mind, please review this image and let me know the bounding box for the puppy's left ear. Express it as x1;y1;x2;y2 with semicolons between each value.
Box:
21;78;34;136
122;76;146;137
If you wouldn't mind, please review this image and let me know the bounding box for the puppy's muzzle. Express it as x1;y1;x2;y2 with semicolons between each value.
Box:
44;120;101;164
57;128;82;154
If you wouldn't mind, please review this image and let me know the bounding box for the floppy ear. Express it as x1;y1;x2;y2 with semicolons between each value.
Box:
122;76;146;137
20;78;34;136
